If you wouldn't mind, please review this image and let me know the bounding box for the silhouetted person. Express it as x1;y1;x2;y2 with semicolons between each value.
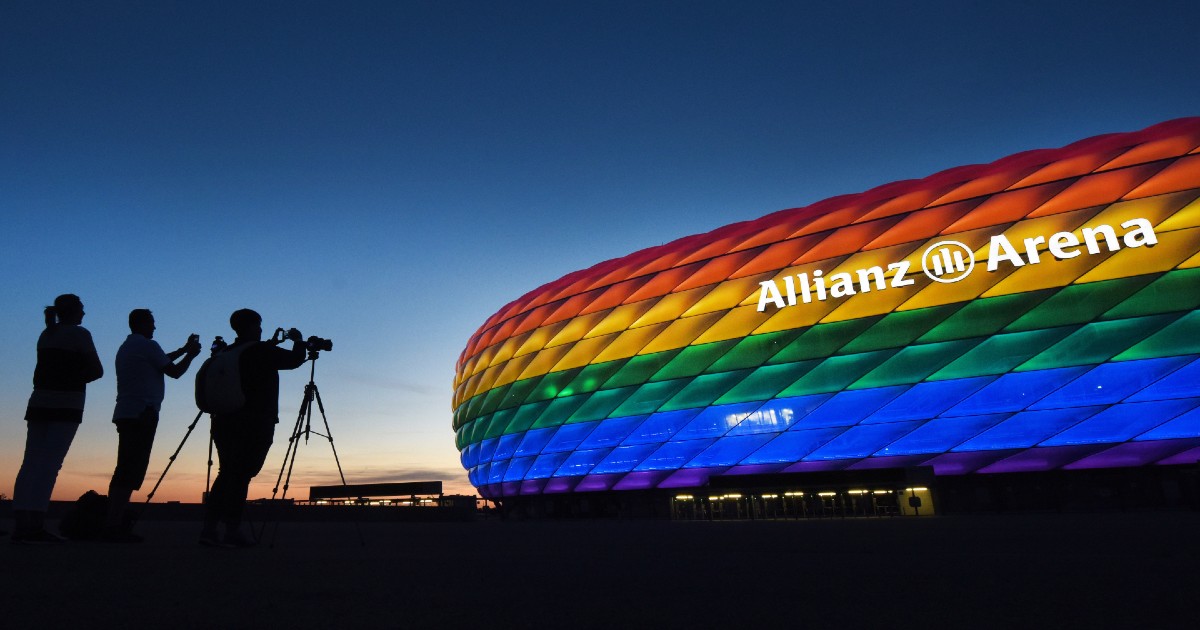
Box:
11;294;104;544
103;309;202;542
200;309;305;547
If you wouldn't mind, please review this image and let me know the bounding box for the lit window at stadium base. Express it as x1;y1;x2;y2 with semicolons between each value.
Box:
453;118;1200;501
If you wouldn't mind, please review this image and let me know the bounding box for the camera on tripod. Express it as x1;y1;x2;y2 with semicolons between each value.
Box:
271;327;333;353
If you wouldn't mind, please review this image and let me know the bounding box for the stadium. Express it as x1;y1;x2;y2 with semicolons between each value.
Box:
453;118;1200;517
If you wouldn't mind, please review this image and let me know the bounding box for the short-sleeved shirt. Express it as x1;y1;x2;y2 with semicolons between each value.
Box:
113;333;171;420
26;324;103;423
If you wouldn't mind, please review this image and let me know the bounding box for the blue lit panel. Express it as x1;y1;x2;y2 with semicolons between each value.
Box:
684;434;777;468
515;427;557;457
803;421;921;460
727;394;832;435
1135;405;1200;441
1040;399;1200;446
478;437;499;464
542;421;599;453
672;402;763;440
875;414;1010;456
864;377;995;423
742;428;847;465
1030;356;1193;410
579;416;646;449
487;460;509;484
622;409;703;445
944;367;1091;416
503;456;536;482
492;432;523;462
524;452;571;479
634;439;716;471
591;444;661;474
953;407;1105;451
554;448;613;477
1126;356;1200;402
792;386;908;429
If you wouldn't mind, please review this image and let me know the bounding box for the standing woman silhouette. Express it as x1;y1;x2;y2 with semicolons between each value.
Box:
11;294;104;543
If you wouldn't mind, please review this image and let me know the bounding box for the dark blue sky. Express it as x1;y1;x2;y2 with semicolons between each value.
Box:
2;1;1197;499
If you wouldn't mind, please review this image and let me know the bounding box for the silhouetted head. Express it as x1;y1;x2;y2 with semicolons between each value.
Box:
129;308;155;339
230;308;263;341
45;294;84;328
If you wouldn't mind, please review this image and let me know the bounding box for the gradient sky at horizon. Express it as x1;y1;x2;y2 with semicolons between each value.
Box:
2;1;1198;503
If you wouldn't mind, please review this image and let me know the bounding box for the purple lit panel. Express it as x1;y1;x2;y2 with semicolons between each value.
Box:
500;481;522;496
574;473;623;492
782;460;853;473
658;467;720;488
978;445;1106;473
613;471;673;490
1064;439;1200;469
720;464;789;476
922;450;1017;475
479;485;499;499
519;479;547;495
543;476;580;494
1154;440;1200;465
848;455;931;470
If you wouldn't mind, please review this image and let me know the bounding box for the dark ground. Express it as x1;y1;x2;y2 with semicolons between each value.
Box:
2;511;1197;629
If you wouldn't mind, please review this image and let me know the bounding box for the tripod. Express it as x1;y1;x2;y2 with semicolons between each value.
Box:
267;349;362;546
144;409;214;506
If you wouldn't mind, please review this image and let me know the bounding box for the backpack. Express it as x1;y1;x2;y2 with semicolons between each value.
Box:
196;343;251;414
59;490;110;540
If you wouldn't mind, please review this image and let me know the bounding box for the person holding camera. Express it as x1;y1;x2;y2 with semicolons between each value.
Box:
199;308;305;547
104;309;202;542
11;294;104;544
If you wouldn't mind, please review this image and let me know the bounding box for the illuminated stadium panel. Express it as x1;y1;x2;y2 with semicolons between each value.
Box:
452;118;1200;500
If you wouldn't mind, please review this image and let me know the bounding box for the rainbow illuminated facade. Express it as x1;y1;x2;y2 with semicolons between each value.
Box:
453;118;1200;500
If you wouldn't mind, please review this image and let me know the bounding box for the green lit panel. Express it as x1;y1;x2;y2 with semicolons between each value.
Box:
475;382;514;419
917;291;1053;343
610;379;691;417
502;401;551;435
495;377;540;411
603;351;680;388
565;386;639;423
560;360;628;397
839;305;963;354
1114;311;1200;360
777;350;896;397
523;368;584;404
1016;314;1182;371
482;408;517;440
704;329;805;372
1004;276;1153;332
530;395;590;429
651;341;739;380
767;317;880;364
931;328;1077;380
660;369;754;412
852;338;983;389
713;360;821;405
1102;268;1200;319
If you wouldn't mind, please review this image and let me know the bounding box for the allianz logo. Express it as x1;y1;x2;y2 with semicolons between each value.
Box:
756;218;1158;312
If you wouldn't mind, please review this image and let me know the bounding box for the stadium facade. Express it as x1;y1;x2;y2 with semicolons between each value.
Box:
453;118;1200;517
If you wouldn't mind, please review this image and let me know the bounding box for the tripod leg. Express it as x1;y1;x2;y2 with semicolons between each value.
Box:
264;385;312;547
310;385;365;547
144;410;206;505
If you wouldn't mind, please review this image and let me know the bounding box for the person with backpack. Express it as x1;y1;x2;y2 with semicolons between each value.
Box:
11;294;104;544
103;309;202;542
198;308;305;547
